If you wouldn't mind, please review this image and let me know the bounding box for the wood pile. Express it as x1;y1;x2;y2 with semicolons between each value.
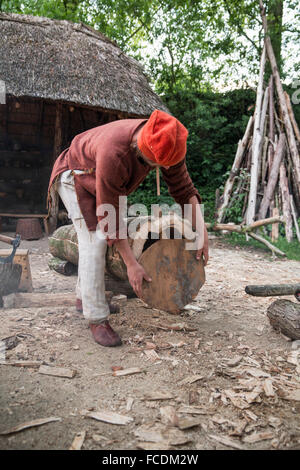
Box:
216;1;300;246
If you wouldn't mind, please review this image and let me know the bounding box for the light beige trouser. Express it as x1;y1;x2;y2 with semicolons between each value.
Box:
56;170;110;323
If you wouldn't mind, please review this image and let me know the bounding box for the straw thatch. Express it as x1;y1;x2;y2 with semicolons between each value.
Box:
0;13;168;116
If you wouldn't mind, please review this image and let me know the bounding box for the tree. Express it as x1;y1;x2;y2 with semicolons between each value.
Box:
1;0;299;92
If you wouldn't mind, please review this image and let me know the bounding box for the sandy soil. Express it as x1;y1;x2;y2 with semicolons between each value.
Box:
0;234;299;450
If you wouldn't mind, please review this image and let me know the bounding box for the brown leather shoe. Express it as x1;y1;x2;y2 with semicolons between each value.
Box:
76;299;120;314
90;321;122;347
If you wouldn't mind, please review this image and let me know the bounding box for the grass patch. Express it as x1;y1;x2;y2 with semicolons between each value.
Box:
222;231;300;261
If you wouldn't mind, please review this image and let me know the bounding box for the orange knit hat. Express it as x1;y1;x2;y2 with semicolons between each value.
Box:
137;110;188;167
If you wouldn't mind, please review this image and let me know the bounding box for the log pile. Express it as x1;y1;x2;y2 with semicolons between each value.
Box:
216;1;300;246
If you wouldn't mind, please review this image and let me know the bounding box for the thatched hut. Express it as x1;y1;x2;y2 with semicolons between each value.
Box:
0;13;168;227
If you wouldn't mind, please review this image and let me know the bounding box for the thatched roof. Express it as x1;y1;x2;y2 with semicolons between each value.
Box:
0;13;168;116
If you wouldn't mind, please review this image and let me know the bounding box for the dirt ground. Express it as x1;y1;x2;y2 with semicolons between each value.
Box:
0;233;299;451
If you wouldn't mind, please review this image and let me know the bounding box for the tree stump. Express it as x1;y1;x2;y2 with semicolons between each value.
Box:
267;299;300;340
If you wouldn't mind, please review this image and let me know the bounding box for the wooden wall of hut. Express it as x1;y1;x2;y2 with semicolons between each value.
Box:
0;95;120;222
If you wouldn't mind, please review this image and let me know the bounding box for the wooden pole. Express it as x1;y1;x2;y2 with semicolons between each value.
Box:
246;283;300;297
290;194;300;242
279;162;293;242
284;91;300;143
246;46;266;225
53;102;63;162
217;116;254;223
271;207;279;242
156;167;160;196
258;132;286;220
249;231;285;256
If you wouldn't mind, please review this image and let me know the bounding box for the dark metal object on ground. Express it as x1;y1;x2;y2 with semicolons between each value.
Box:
0;262;22;301
0;234;21;264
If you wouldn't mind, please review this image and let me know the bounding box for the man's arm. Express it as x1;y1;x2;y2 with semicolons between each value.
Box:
188;195;209;266
114;238;152;297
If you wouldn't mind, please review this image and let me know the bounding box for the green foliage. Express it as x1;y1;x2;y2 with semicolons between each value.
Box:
164;87;255;185
2;0;300;90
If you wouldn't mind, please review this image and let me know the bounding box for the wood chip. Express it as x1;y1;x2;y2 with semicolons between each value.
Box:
208;434;245;450
243;410;258;422
144;349;160;362
178;374;203;386
243;432;274;444
38;365;76;378
150;322;197;332
263;379;275;397
143;391;174;401
178;417;202;430
126;397;134;411
178;405;208;415
168;341;186;348
0;360;41;368
134;425;191;446
223;390;250;409
287;351;299;366
268;416;282;428
112;367;144;377
69;431;86;450
160;406;179;427
243;367;270;378
280;390;300;401
92;434;110;443
144;342;156;350
83;410;133;425
137;442;171;450
226;356;243;367
0;417;61;435
134;426;164;443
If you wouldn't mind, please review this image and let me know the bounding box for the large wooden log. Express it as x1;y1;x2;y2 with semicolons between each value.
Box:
48;256;77;276
267;299;300;340
48;215;203;312
139;239;205;314
2;291;114;309
49;215;196;280
48;224;79;265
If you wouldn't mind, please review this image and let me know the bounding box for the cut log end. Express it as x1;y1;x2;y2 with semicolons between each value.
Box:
267;299;300;340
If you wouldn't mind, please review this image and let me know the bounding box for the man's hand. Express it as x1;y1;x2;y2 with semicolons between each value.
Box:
127;261;152;297
196;224;209;266
114;238;152;297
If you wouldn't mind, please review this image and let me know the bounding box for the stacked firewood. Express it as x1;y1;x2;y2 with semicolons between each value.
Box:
216;1;300;246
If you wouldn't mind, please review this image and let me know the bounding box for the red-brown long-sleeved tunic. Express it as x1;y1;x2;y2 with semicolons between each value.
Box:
48;118;201;244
